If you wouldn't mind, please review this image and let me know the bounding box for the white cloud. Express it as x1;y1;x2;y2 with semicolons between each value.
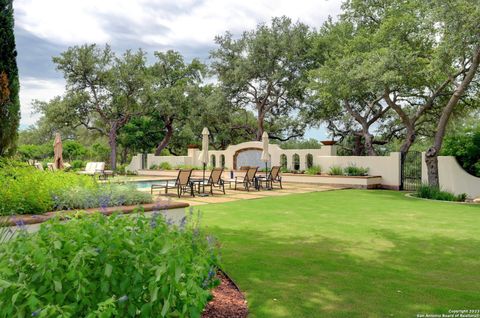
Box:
15;0;342;46
19;77;65;127
14;0;343;128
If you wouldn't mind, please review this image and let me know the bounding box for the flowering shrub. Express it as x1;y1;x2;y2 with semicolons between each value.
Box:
0;160;151;216
0;211;219;317
0;159;96;215
52;184;152;210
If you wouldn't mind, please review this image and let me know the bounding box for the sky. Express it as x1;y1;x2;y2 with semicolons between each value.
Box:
14;0;343;139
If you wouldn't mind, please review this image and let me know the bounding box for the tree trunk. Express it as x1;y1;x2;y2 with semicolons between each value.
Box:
256;109;265;141
108;124;118;170
425;147;439;186
352;134;364;156
363;132;377;156
155;121;173;155
399;129;416;173
425;47;480;187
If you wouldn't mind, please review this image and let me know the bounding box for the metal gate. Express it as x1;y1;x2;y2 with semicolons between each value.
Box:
401;151;422;191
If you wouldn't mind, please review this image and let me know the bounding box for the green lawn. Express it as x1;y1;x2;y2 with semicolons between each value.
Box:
199;190;480;318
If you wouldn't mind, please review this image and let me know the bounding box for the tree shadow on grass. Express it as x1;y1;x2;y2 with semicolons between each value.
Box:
208;227;480;318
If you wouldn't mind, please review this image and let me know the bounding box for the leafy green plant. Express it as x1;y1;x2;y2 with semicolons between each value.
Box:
328;165;344;176
53;184;152;210
415;184;467;202
71;160;85;170
0;212;219;317
159;162;172;170
175;165;203;170
0;159;151;216
306;165;322;175
344;165;369;176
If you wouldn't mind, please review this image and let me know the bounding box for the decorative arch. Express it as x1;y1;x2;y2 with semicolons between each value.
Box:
210;154;216;167
280;154;288;170
233;147;263;170
293;154;300;171
306;154;313;169
220;154;225;168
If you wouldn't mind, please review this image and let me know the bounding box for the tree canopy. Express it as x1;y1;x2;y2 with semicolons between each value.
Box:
0;0;20;156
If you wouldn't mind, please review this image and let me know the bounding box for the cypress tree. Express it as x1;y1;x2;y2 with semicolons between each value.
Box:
0;0;20;156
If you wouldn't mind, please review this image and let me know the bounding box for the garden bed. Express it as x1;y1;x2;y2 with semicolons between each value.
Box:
1;200;189;227
137;169;385;189
281;173;383;189
202;271;248;318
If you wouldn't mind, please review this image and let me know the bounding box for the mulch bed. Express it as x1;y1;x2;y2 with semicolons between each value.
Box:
202;271;248;318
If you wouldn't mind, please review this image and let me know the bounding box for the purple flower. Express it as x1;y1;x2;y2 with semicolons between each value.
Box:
179;216;187;229
15;219;27;231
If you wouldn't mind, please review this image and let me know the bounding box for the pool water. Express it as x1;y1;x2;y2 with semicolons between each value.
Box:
134;180;169;190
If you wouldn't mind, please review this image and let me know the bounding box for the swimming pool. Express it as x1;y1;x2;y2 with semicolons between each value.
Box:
133;180;169;190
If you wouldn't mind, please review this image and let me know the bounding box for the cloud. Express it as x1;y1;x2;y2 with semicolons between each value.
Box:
19;77;65;127
13;0;343;128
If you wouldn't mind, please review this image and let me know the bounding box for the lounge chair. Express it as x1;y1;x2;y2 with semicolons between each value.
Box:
259;166;283;189
78;162;102;175
203;168;225;195
78;162;113;179
228;167;258;191
151;169;194;198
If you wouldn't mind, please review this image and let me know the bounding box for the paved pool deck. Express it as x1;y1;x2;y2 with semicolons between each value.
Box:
147;181;348;206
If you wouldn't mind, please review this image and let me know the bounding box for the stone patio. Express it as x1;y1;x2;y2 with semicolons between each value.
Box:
149;181;347;205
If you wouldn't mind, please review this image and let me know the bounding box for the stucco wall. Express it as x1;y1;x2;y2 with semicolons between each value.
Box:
421;154;480;199
315;152;402;189
147;154;191;169
197;141;337;170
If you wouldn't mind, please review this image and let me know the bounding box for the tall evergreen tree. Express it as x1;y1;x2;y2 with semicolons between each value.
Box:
0;0;20;156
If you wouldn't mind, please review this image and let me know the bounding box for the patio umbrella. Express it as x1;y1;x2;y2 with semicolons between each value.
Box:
198;127;210;182
261;131;270;178
53;132;64;170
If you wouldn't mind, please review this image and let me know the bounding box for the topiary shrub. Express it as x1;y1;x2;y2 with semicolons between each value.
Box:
0;212;219;317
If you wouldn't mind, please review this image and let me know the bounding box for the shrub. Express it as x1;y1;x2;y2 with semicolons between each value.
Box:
175;165;203;170
328;165;344;176
159;162;172;170
280;167;291;173
16;143;53;161
71;159;86;170
415;184;467;202
53;184;152;210
344;165;369;176
0;159;96;215
306;165;322;175
0;212;219;317
0;159;151;215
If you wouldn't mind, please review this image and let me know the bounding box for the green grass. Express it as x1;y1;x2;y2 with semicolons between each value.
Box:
199;190;480;318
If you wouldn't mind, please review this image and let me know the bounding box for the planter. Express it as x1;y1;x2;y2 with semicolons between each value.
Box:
281;173;382;189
